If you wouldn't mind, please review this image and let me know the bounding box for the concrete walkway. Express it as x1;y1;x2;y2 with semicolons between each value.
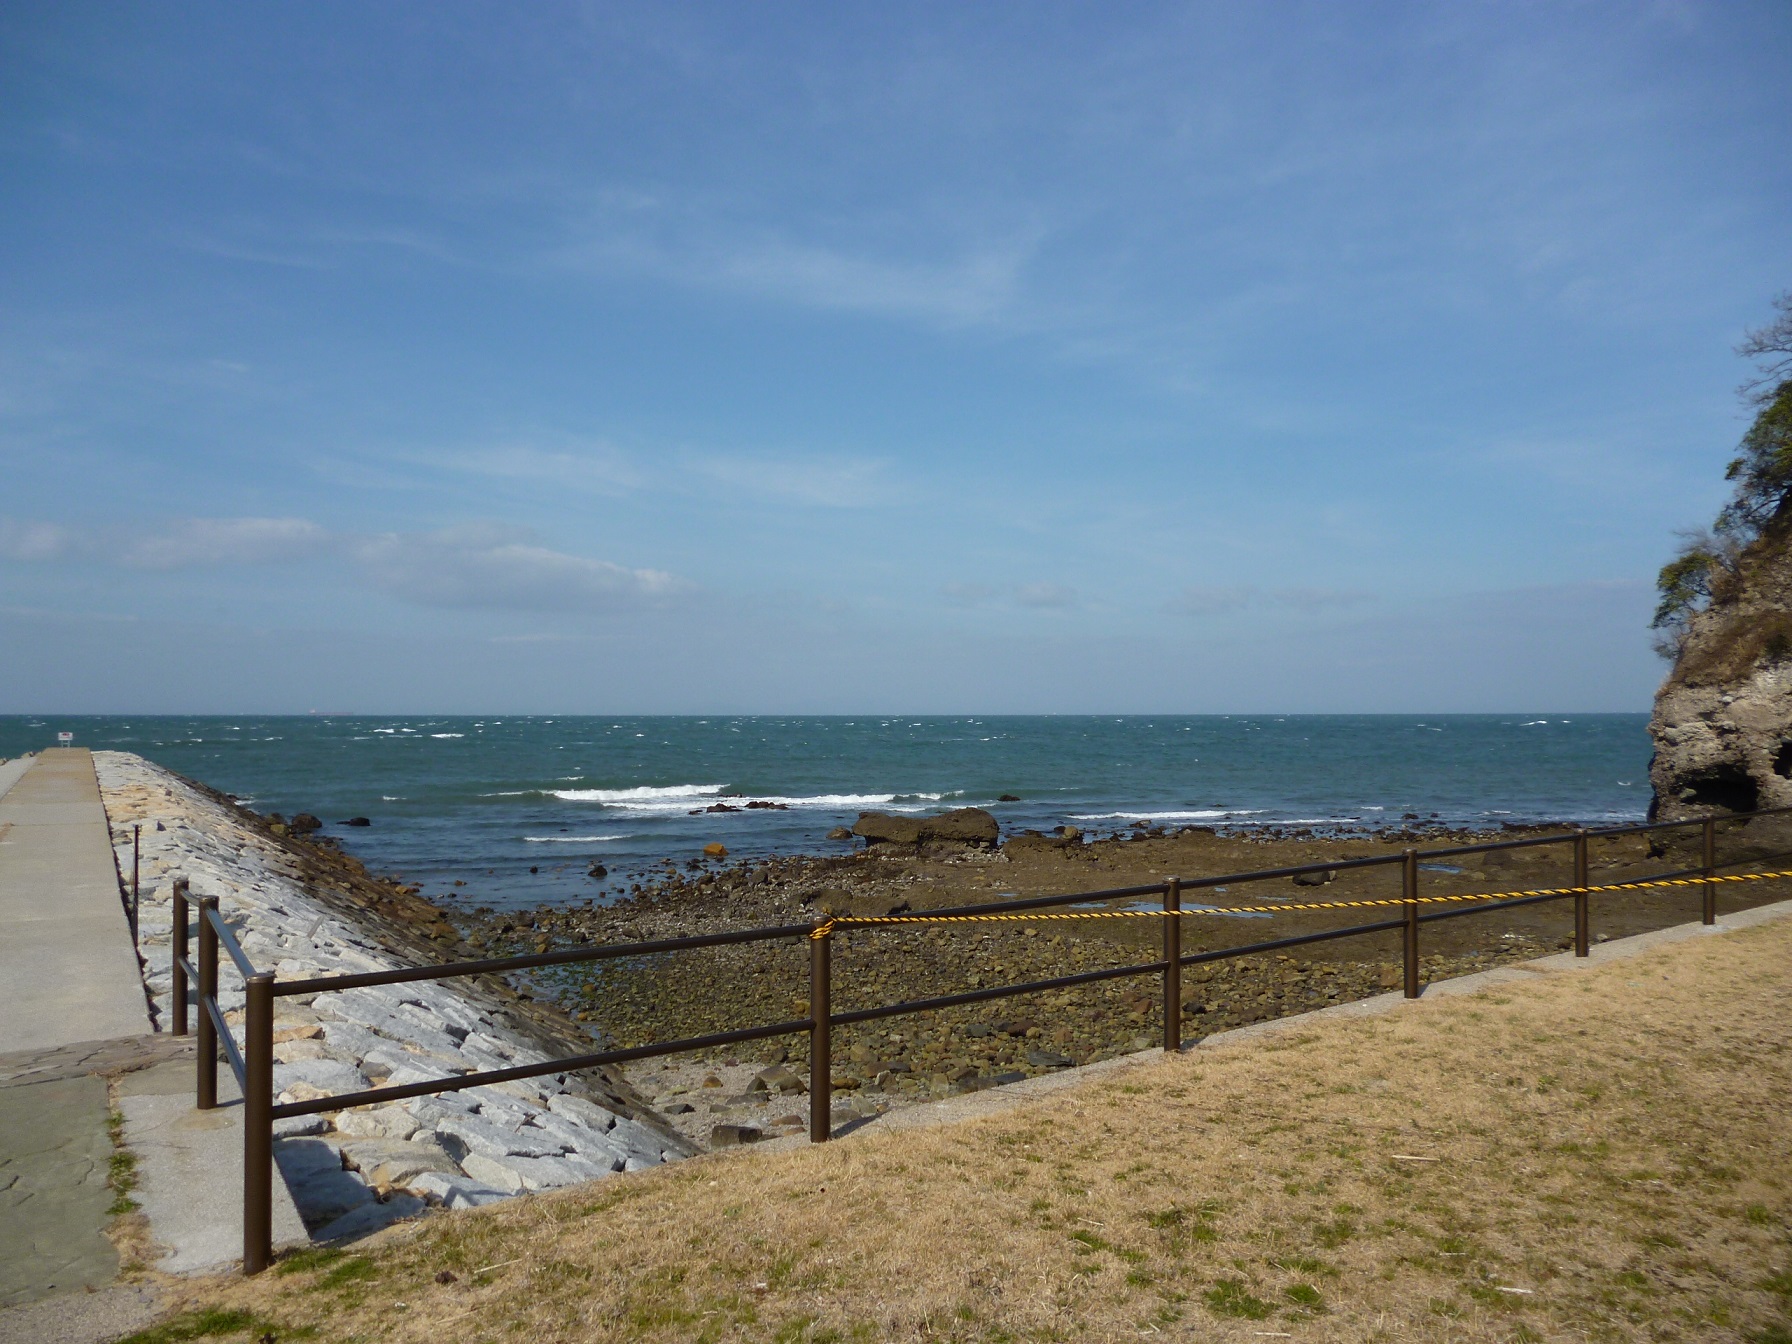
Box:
0;753;161;1340
0;750;150;1053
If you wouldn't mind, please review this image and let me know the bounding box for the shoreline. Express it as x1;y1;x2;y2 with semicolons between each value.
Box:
106;752;1784;1166
446;810;1785;1149
92;751;696;1252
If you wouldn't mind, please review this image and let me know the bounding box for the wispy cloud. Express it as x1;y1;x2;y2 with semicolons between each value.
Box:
424;443;645;495
0;518;75;562
396;438;891;509
551;191;1041;331
694;237;1030;327
1014;581;1077;609
689;453;890;508
943;580;1079;610
1166;585;1254;616
1168;585;1373;616
942;580;995;606
3;516;689;614
351;524;687;612
123;517;330;569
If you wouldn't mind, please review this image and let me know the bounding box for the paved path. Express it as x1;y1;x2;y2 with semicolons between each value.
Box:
0;752;162;1337
0;750;150;1052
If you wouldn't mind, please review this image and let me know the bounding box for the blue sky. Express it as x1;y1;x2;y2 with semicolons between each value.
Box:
1;1;1787;713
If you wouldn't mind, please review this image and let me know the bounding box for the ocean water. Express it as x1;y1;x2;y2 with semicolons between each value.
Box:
0;714;1652;910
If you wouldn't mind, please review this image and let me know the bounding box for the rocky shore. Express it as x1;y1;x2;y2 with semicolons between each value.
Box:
97;755;1790;1176
93;752;694;1241
452;809;1761;1147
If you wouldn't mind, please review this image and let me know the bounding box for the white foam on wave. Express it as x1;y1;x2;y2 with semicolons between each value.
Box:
430;732;464;739
550;787;942;812
551;784;729;803
756;793;930;808
524;834;627;843
1069;809;1257;822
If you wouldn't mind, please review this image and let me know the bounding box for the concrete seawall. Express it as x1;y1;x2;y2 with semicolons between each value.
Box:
95;751;694;1258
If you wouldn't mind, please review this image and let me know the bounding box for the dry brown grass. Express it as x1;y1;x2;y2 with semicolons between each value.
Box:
136;916;1792;1344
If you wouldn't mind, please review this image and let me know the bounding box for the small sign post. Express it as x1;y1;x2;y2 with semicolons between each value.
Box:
56;731;74;747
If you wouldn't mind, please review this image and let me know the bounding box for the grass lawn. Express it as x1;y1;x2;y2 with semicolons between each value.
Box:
129;912;1792;1343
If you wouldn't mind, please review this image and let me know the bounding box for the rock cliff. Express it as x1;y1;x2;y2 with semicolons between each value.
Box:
1649;529;1792;821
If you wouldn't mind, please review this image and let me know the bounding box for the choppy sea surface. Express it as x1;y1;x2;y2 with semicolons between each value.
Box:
0;715;1652;911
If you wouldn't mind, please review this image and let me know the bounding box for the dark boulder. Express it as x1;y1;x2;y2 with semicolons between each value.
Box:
289;813;323;835
804;887;911;918
340;817;372;827
852;807;999;850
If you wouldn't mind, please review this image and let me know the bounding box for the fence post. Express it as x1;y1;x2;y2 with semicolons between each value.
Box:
171;877;189;1036
809;926;832;1143
196;896;219;1110
1163;877;1182;1052
243;971;274;1274
130;824;140;948
1402;849;1420;999
1702;817;1717;925
1573;829;1590;957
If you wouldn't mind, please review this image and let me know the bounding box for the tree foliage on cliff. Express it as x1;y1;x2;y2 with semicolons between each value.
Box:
1653;293;1792;649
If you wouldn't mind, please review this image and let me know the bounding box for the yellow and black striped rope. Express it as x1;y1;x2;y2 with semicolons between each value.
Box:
808;868;1792;938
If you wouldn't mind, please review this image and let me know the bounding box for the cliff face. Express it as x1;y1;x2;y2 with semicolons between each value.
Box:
1649;530;1792;821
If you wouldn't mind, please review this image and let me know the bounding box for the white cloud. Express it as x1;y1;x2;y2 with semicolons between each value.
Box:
552;193;1039;331
690;453;890;508
124;517;330;570
9;515;689;615
425;443;645;495
0;518;74;561
1169;585;1373;615
1014;581;1078;609
351;524;688;612
701;237;1029;327
397;438;890;510
1272;587;1375;612
942;580;994;606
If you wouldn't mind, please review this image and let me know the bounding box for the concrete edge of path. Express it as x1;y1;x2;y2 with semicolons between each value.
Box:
0;754;36;803
742;897;1792;1151
117;1059;310;1278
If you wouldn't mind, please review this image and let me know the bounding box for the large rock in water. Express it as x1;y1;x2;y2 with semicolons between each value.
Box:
852;807;999;850
1650;532;1792;827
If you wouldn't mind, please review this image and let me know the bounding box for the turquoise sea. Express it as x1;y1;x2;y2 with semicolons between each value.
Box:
0;715;1652;910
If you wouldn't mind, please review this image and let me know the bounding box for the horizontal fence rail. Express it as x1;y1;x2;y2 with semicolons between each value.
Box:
166;803;1792;1273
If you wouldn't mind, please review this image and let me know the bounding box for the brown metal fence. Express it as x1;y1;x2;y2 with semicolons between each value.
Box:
167;804;1792;1273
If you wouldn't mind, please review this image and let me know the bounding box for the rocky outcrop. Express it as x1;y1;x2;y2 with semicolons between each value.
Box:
851;807;1000;851
1649;531;1792;822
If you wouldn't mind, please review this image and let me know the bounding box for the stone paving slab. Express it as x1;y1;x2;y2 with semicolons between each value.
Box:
0;1284;161;1344
0;1034;193;1090
0;751;150;1054
0;1074;118;1308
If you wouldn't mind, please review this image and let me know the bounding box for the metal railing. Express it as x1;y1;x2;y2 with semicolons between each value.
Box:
168;803;1792;1273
